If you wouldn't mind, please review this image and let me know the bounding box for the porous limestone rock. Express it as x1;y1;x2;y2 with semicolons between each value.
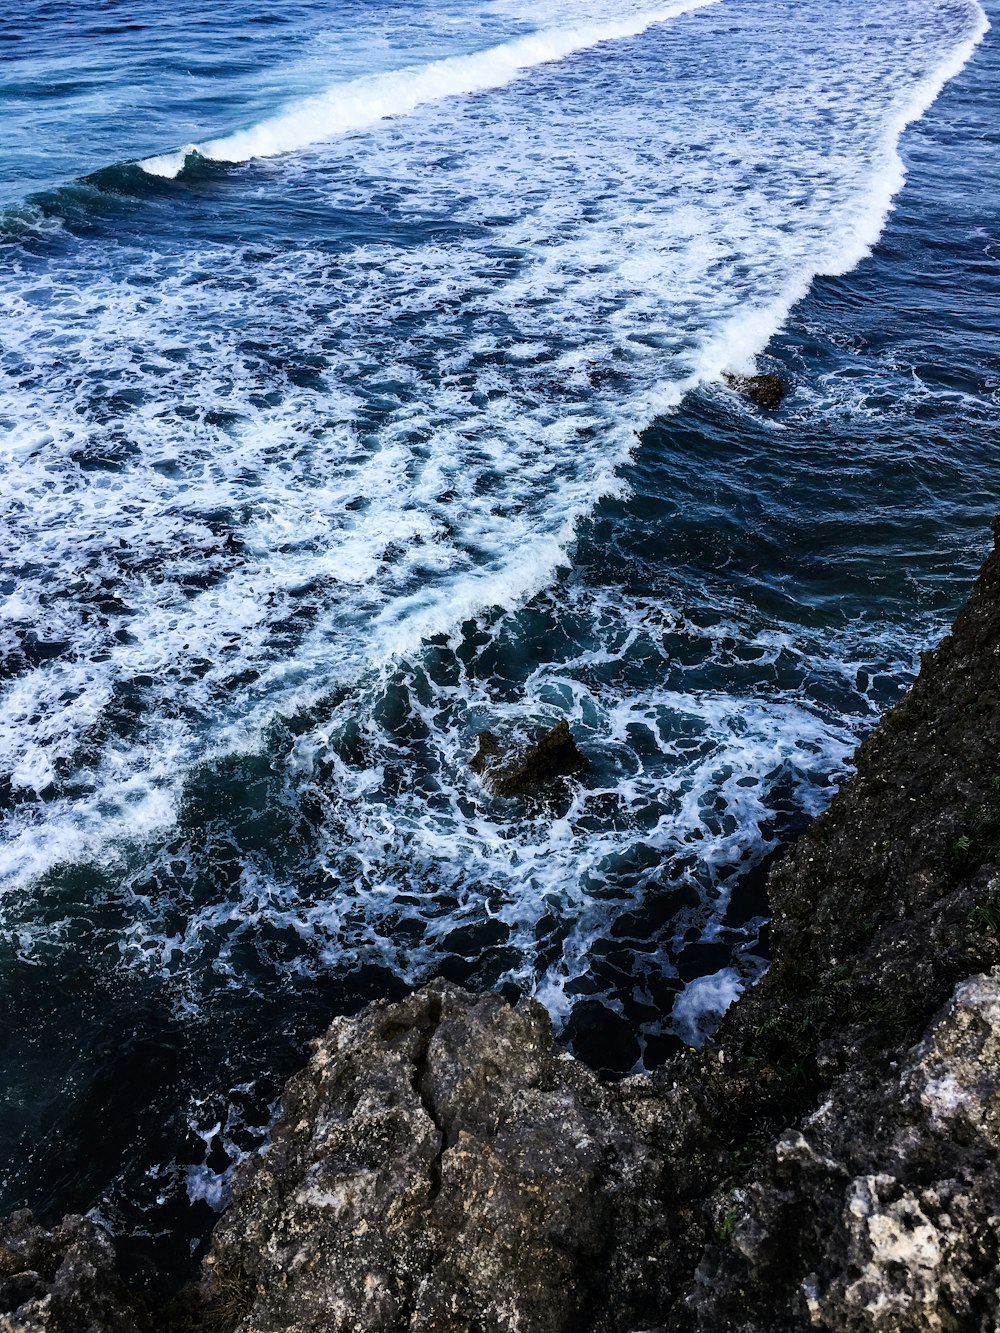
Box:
0;1211;142;1333
687;970;1000;1331
198;982;670;1333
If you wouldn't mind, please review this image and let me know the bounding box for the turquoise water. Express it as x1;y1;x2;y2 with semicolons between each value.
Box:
0;0;997;1281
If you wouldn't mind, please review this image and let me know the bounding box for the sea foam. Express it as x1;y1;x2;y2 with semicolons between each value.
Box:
0;0;989;1049
139;0;721;177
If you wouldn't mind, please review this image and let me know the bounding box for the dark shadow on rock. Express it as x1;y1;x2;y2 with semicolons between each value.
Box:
723;371;787;410
0;1210;146;1332
471;719;587;798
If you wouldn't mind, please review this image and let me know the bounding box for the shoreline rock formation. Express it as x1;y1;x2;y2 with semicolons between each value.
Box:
722;371;787;409
470;719;588;798
0;1211;143;1333
196;983;669;1332
3;520;999;1331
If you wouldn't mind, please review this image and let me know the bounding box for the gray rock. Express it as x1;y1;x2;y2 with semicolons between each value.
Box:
0;1211;142;1333
199;982;669;1332
688;970;1000;1331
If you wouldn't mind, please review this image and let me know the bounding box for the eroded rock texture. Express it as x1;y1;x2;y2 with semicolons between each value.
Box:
198;983;673;1333
674;519;1000;1329
689;970;1000;1331
0;1211;142;1333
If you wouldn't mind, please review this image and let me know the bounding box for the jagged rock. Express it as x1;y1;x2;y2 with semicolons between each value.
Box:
668;519;1000;1329
0;1211;142;1333
688;970;1000;1331
723;371;787;409
710;517;1000;1122
470;719;587;797
198;981;670;1333
469;728;503;775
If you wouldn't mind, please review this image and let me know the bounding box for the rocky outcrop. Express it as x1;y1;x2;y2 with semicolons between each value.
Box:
187;966;1000;1333
673;517;1000;1329
722;371;787;409
0;1211;143;1333
195;983;672;1333
470;719;587;797
688;970;1000;1331
192;522;1000;1331
701;517;1000;1141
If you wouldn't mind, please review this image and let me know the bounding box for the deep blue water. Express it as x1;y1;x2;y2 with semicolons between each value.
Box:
1;0;998;1283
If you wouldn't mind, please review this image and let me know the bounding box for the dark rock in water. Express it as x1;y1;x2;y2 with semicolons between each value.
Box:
468;728;503;774
0;1211;142;1332
723;371;787;409
197;981;671;1333
471;719;587;797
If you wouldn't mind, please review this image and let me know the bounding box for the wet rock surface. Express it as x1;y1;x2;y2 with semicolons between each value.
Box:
723;371;787;408
471;718;588;797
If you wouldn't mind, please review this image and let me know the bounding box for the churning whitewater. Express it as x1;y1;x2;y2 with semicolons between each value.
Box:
1;0;997;1266
140;0;724;177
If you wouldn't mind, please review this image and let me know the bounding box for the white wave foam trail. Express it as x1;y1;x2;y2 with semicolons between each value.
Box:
822;0;989;281
139;0;720;177
0;0;990;977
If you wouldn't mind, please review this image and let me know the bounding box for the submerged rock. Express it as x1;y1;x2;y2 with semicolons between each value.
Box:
468;727;503;774
723;371;787;409
471;718;587;797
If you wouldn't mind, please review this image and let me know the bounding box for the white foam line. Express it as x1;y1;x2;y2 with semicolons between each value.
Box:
139;0;721;177
821;0;989;279
2;0;990;893
640;0;990;412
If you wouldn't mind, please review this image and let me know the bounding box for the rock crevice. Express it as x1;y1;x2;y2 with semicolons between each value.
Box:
193;984;669;1332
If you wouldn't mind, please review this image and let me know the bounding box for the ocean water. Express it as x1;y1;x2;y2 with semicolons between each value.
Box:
1;0;998;1280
